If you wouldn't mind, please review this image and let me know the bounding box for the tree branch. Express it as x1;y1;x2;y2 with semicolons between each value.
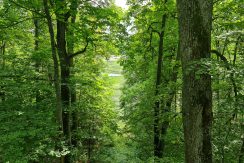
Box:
211;50;229;68
0;75;53;82
148;22;160;36
0;16;44;29
8;0;44;17
0;42;5;50
68;40;89;59
211;49;239;121
233;35;241;65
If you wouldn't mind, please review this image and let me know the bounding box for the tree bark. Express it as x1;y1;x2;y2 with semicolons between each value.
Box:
177;0;213;162
56;10;73;163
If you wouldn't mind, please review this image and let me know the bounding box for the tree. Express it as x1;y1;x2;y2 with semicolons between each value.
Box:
177;0;213;162
43;0;63;132
43;0;119;161
153;0;168;158
121;0;182;161
0;0;120;162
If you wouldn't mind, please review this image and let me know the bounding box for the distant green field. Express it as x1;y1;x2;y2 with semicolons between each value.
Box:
106;58;123;74
105;57;125;110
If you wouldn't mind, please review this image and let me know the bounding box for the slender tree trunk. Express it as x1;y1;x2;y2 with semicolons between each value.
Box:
0;41;6;102
239;134;244;163
160;44;180;157
1;41;5;69
43;0;63;131
43;1;65;162
233;36;240;66
154;12;167;158
33;15;42;108
177;0;213;162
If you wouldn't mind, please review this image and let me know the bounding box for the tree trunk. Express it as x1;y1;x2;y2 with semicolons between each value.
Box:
0;41;6;102
56;1;80;161
46;1;87;161
1;41;5;69
56;12;72;163
154;12;167;158
43;1;64;162
177;0;213;162
33;15;42;108
67;14;79;149
43;0;63;131
239;135;244;163
160;44;180;157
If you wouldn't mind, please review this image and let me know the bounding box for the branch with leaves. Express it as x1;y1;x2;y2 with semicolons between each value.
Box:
8;0;44;17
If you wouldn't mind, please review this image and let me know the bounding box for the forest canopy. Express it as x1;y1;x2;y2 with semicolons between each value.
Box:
0;0;243;162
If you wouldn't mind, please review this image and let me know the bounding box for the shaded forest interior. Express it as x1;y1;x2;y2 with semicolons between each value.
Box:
0;0;243;162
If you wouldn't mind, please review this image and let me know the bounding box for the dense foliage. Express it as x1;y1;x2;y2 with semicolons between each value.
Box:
0;0;243;162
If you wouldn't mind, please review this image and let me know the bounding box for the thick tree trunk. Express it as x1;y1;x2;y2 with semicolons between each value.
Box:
47;1;86;161
177;0;213;162
43;1;64;162
56;14;72;163
67;14;79;148
56;1;80;161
